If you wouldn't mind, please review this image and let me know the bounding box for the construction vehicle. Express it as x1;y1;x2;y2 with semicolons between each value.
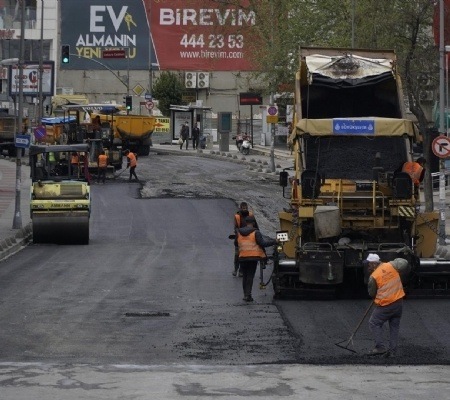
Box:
90;112;156;156
29;143;91;244
0;114;28;157
274;47;450;298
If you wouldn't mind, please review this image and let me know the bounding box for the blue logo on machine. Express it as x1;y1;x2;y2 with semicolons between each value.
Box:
333;119;375;135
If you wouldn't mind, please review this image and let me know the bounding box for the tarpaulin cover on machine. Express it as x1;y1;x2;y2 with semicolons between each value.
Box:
60;0;259;71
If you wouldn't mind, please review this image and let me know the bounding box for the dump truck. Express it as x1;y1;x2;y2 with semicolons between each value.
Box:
274;47;450;298
90;112;156;156
29;143;91;244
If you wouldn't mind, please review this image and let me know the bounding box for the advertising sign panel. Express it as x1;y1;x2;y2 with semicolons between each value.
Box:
151;0;258;71
60;0;152;70
8;61;55;96
60;0;259;71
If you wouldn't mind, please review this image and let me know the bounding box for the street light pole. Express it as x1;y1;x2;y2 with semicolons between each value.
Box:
439;0;446;245
38;0;44;123
12;0;25;230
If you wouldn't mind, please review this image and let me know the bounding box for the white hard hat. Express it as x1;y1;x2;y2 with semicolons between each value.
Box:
366;253;380;262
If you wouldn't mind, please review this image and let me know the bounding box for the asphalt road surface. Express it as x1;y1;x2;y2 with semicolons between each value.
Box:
0;153;449;399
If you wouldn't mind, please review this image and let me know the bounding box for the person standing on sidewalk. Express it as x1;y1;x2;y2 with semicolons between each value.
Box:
180;122;189;150
235;216;276;302
192;122;200;150
123;149;139;182
365;253;409;357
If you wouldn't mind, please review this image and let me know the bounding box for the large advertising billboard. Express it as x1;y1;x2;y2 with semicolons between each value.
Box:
60;0;259;71
60;0;152;70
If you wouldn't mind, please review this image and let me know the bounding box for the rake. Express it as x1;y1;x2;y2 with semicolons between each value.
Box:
334;301;374;353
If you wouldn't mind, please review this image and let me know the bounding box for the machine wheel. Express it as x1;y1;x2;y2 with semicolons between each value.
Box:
242;147;250;155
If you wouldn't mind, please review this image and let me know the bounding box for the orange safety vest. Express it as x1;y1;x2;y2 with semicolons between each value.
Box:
237;231;266;259
234;211;254;228
71;154;79;165
98;154;108;168
371;262;405;306
127;152;137;167
402;161;423;186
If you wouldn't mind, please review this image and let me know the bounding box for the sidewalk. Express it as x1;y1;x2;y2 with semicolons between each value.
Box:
0;155;32;261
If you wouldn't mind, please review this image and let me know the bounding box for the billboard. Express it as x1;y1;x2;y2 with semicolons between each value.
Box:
150;0;258;71
60;0;152;70
8;61;55;96
60;0;259;71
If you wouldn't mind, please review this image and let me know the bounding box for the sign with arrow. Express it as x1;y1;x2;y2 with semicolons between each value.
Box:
432;135;450;158
15;134;31;149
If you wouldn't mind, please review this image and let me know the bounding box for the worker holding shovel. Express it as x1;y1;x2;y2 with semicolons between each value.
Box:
365;254;410;358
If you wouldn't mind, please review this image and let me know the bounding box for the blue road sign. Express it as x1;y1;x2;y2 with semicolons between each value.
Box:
15;134;31;148
144;93;152;100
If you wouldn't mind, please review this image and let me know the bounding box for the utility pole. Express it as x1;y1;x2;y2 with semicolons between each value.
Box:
439;0;446;245
38;0;44;123
12;0;25;230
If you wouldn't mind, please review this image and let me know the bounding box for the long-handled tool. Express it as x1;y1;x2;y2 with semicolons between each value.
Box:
334;301;374;353
114;167;128;179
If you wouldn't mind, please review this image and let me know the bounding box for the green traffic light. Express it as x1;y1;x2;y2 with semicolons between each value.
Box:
62;57;69;64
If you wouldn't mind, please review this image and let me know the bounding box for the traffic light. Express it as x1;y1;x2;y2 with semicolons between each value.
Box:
61;44;70;64
125;95;132;110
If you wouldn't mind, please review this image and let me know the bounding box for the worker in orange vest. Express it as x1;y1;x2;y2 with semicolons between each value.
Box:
401;157;426;199
233;202;258;277
235;216;276;302
123;149;139;182
365;253;410;357
97;150;108;184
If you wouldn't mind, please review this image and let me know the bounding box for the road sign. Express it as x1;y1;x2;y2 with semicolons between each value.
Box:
145;93;152;100
102;49;126;59
432;135;450;158
145;101;154;110
267;106;278;116
266;115;279;124
15;134;31;148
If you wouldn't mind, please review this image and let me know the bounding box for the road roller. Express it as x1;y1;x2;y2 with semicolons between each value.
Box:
29;143;91;244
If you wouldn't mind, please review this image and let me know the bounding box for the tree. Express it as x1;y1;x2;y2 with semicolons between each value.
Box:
152;72;184;116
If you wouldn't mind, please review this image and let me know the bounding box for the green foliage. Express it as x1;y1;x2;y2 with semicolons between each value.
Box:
152;72;184;116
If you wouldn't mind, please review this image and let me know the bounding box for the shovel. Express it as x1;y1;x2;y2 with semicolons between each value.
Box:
334;301;374;354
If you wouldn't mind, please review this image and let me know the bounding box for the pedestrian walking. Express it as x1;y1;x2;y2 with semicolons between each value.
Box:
192;122;200;150
97;150;108;184
123;149;139;182
235;216;276;302
365;253;410;357
180;121;189;150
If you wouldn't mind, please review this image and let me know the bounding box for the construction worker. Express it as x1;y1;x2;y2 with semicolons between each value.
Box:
365;253;410;357
233;202;258;277
123;149;139;182
401;157;426;199
235;215;276;302
71;152;79;176
97;150;108;184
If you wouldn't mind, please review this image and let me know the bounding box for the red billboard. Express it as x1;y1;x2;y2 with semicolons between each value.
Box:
60;0;260;71
148;0;259;71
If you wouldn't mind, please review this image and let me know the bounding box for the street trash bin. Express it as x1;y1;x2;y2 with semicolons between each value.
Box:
200;135;206;149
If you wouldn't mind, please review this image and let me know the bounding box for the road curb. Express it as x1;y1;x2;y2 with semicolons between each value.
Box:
0;223;32;262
